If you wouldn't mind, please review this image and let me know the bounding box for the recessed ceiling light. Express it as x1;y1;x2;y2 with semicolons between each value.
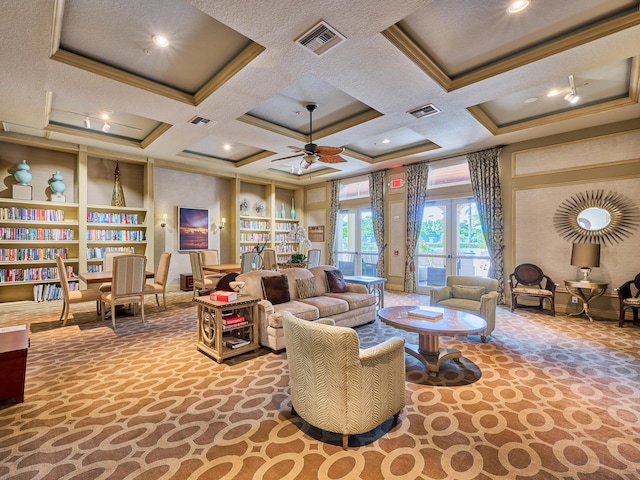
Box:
223;143;231;151
507;0;530;13
381;139;391;144
524;97;538;104
152;35;170;47
547;89;562;97
101;113;110;120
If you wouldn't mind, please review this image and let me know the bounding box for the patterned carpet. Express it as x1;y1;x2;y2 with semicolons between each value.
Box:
1;290;640;479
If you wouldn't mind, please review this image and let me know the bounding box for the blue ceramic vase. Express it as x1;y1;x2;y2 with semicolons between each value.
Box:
50;171;66;195
14;160;32;185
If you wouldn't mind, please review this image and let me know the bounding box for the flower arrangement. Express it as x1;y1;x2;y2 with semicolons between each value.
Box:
280;224;312;253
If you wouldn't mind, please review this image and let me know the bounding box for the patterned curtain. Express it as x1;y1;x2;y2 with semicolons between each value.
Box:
369;170;386;277
404;163;429;292
467;147;506;304
327;179;340;266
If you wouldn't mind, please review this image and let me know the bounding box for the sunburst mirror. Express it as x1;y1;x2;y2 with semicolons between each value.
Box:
554;190;640;245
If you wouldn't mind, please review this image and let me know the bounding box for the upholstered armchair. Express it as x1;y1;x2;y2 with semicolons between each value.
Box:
281;311;406;449
429;275;499;342
509;263;557;316
615;273;640;327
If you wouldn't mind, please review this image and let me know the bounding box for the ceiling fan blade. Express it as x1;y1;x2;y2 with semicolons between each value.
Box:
271;153;304;162
317;154;348;164
288;146;306;152
315;146;344;155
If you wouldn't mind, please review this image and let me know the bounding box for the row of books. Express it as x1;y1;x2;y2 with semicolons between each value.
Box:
274;222;298;231
0;228;74;241
0;248;70;262
239;220;270;230
86;247;136;259
0;265;74;283
86;230;145;241
33;281;78;302
87;212;140;224
240;233;270;242
0;207;66;221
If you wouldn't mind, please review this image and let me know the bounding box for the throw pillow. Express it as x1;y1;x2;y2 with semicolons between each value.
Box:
296;278;319;299
326;269;348;293
261;275;290;305
452;285;485;301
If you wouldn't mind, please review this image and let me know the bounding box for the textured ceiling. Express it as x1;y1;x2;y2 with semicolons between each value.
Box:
1;0;639;185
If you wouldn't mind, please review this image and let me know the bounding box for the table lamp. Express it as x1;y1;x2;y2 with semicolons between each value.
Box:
570;242;600;282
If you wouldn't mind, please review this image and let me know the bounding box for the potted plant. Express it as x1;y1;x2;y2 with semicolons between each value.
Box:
290;253;307;265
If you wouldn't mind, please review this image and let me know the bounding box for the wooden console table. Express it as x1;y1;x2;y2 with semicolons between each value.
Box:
0;325;29;404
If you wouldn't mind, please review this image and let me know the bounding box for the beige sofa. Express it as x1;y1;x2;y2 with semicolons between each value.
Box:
429;275;499;342
236;265;377;351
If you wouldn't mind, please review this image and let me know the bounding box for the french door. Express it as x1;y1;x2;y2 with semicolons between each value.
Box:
334;208;378;276
415;198;490;293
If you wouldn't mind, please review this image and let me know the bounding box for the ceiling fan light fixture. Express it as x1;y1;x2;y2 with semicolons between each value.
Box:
564;74;580;104
303;154;316;164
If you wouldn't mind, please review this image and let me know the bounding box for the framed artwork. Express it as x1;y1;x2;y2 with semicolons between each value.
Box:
308;225;325;242
178;207;209;251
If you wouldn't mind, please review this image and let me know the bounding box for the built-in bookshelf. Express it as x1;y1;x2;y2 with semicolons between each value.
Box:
239;216;271;254
0;198;80;302
0;137;154;303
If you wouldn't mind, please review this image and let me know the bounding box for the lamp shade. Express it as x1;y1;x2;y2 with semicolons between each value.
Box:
570;243;600;267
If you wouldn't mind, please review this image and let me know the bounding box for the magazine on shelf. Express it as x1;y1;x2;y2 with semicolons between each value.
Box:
408;306;444;321
223;336;250;348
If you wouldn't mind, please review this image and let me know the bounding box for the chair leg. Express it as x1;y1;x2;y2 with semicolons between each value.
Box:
140;297;145;323
111;302;117;330
60;301;70;326
155;293;160;307
342;434;349;450
619;306;626;327
162;292;167;310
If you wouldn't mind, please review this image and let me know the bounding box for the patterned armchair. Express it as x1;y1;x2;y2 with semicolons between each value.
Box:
281;311;405;449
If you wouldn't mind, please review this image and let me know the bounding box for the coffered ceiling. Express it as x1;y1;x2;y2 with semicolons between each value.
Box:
1;0;639;185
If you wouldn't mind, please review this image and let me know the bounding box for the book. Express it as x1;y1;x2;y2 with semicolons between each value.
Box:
408;306;444;321
223;321;249;330
210;291;237;302
223;336;250;348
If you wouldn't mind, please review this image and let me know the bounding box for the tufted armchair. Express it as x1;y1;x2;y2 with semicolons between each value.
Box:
615;273;640;327
281;311;406;449
429;275;499;342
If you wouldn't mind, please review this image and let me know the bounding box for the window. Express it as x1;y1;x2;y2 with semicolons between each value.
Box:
427;158;471;189
339;177;369;201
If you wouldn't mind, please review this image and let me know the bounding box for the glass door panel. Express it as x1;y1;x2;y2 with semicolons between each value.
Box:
334;209;377;276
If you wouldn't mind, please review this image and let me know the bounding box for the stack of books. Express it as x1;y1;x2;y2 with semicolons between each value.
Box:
408;306;444;321
221;312;248;330
222;336;250;349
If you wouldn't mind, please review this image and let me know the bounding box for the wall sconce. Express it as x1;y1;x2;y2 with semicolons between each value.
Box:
160;213;167;228
212;218;226;234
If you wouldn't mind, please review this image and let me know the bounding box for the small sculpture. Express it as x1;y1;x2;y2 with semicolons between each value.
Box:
111;161;126;207
50;171;66;195
14;160;32;185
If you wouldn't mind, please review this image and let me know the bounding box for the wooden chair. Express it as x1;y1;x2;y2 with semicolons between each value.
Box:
199;249;224;284
307;248;321;268
99;251;129;293
615;273;640;327
101;254;147;329
189;251;216;299
143;252;171;309
240;252;259;273
56;255;102;326
509;263;557;316
282;312;405;449
262;248;278;270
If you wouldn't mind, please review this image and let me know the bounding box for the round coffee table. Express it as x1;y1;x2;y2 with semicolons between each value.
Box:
378;306;486;375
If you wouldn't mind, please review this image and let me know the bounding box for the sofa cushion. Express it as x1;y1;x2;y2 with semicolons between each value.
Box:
325;291;377;310
452;284;485;301
281;267;315;300
296;277;319;299
438;298;481;313
512;287;552;295
269;301;320;327
326;269;348;293
262;275;291;305
297;295;349;317
237;270;282;300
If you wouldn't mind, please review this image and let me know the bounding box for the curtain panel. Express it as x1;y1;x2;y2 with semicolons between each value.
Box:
404;163;429;292
369;170;386;277
467;147;506;304
327;179;340;266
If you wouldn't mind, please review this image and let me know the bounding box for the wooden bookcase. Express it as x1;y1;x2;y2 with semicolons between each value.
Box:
0;136;154;303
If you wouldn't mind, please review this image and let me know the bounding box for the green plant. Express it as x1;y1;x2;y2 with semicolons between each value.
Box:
290;253;307;264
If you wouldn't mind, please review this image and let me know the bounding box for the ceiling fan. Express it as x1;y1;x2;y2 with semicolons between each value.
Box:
272;104;347;169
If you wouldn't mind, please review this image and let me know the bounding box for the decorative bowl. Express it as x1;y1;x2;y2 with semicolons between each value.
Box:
229;281;245;293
